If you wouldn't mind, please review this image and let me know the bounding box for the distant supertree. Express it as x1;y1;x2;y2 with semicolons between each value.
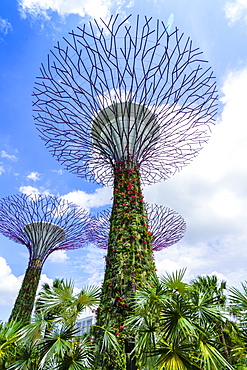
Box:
91;203;186;251
33;14;217;369
0;193;90;323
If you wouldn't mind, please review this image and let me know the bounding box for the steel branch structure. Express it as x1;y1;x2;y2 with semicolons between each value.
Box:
33;14;217;186
91;203;186;251
0;193;90;323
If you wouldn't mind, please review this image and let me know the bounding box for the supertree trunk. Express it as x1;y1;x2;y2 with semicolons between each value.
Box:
8;259;42;324
94;160;156;369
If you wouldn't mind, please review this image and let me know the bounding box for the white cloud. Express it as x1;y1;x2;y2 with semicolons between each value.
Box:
62;187;112;211
0;256;53;307
19;185;51;196
18;0;131;22
47;250;69;263
224;0;247;25
73;244;105;285
0;257;23;306
1;150;17;162
27;171;41;181
209;190;241;219
0;18;12;35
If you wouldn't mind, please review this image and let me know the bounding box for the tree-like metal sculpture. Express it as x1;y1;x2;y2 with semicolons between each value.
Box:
33;15;217;186
33;14;217;369
91;203;186;251
0;193;90;323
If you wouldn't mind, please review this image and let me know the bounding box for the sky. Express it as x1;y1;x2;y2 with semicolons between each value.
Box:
0;0;247;321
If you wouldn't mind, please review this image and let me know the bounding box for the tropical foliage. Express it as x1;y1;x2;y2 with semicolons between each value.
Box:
0;279;100;369
2;273;247;369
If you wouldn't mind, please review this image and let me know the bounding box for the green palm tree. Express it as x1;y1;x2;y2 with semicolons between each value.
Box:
4;279;100;370
126;270;233;370
36;279;100;326
0;321;23;369
228;281;247;368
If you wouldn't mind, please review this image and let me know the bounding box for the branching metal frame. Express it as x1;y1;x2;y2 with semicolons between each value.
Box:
90;203;186;251
0;194;90;266
33;14;218;186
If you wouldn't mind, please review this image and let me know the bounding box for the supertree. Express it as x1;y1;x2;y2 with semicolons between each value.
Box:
0;193;90;324
32;14;217;369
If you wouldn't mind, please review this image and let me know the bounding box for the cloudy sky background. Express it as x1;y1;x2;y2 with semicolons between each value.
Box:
1;0;247;321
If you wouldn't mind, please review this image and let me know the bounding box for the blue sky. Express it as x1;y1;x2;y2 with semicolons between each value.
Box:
1;0;247;321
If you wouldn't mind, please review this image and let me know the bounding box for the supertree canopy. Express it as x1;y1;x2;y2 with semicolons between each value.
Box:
33;14;217;186
32;14;217;369
0;193;90;323
91;203;186;251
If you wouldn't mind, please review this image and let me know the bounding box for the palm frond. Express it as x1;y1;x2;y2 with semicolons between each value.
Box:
160;269;188;296
198;340;234;370
55;340;94;370
153;337;200;370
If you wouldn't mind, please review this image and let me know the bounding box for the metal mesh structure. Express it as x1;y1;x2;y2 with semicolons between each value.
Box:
33;14;218;186
0;193;90;266
90;203;186;251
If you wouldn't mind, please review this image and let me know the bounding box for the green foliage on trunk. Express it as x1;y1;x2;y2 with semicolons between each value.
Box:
93;161;157;369
8;261;42;324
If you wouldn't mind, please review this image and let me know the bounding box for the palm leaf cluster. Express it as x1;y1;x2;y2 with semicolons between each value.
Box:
2;273;247;369
0;279;100;370
125;270;234;370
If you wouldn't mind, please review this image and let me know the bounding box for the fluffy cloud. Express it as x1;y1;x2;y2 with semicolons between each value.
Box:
1;150;17;162
18;0;130;21
27;171;41;181
0;18;12;35
224;0;247;25
62;187;112;211
47;250;69;263
0;256;53;307
0;257;22;306
19;185;51;196
18;185;111;210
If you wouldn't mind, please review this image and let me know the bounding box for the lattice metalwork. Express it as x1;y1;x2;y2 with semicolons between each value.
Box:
90;203;186;251
0;193;90;266
33;14;218;186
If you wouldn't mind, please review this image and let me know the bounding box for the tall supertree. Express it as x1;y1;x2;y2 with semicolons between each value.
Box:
33;14;217;369
0;193;90;324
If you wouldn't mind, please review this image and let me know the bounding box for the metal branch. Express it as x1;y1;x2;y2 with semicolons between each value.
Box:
0;193;90;265
33;14;218;186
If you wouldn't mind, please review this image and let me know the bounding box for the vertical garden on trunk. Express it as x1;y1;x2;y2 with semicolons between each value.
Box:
94;162;156;368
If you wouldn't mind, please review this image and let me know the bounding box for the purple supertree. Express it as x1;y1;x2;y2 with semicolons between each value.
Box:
90;203;186;251
32;14;217;368
0;193;90;323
